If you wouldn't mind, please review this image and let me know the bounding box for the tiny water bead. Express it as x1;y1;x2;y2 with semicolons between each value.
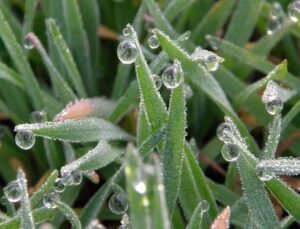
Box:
23;36;34;50
117;39;138;64
265;98;283;115
108;192;129;215
151;74;162;90
4;181;21;202
216;123;233;143
199;200;210;213
71;170;82;185
221;144;240;162
288;0;300;22
267;19;282;35
54;178;65;193
61;172;74;186
162;60;183;89
269;2;284;20
43;192;59;209
15;130;36;150
148;34;160;49
29;110;46;123
122;27;130;36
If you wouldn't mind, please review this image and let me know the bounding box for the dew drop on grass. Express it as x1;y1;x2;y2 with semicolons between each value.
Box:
148;34;160;49
216;123;233;143
267;19;282;35
117;40;138;64
119;213;130;229
288;0;300;22
108;192;128;215
61;173;74;186
204;54;220;72
43;192;59;209
191;47;223;71
266;98;283;115
4;181;21;202
151;74;162;90
257;170;273;181
15;130;35;150
162;60;183;89
122;28;130;36
30;110;46;123
71;170;82;185
199;200;210;213
23;36;34;50
269;2;284;20
54;178;65;193
221;143;240;162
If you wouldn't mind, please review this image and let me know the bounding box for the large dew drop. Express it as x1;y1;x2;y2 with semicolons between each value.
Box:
72;170;82;185
257;170;273;181
266;19;282;35
288;1;300;22
15;130;35;150
108;192;128;215
61;172;74;186
221;143;240;162
54;178;65;193
216;123;232;143
199;200;210;213
266;98;283;115
4;181;21;203
262;81;283;115
24;36;34;50
43;192;59;209
162;60;183;89
117;40;138;64
148;34;160;49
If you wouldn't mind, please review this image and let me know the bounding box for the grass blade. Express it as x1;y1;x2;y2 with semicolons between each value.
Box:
22;0;38;40
14;118;133;142
54;201;82;229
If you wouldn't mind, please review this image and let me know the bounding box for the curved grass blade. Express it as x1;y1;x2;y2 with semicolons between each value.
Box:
163;75;186;215
14;118;133;142
17;169;35;229
0;7;44;109
22;0;38;40
79;167;122;227
30;170;59;207
0;62;24;89
186;201;204;229
54;200;82;229
46;19;87;98
61;142;123;173
26;33;77;104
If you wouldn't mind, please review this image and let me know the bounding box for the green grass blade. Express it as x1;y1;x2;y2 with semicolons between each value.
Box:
79;168;122;227
46;19;87;98
0;1;21;40
0;7;44;109
14;118;133;142
282;100;300;130
263;114;281;159
54;201;82;229
17;169;35;229
26;33;77;104
0;62;25;89
162;74;186;215
186;201;204;229
22;0;38;40
225;0;265;46
63;0;94;95
164;0;196;21
30;170;59;207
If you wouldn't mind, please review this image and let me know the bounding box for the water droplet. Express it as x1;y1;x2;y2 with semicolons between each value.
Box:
117;40;138;64
199;200;210;213
61;172;74;186
288;1;300;22
119;213;130;229
24;36;34;50
191;48;223;71
269;2;284;20
151;74;162;90
257;170;273;181
71;170;82;185
54;178;65;193
184;85;193;99
267;19;282;35
216;123;233;143
122;28;130;36
221;143;240;162
162;60;183;89
43;192;59;209
265;98;283;115
148;34;160;49
204;54;220;72
30;110;46;123
133;181;147;194
15;130;35;150
108;192;128;215
4;181;21;202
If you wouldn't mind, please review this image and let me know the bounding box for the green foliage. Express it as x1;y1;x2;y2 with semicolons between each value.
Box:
0;0;300;228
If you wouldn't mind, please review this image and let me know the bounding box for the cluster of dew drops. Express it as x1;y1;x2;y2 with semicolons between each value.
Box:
267;0;300;35
117;25;223;92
